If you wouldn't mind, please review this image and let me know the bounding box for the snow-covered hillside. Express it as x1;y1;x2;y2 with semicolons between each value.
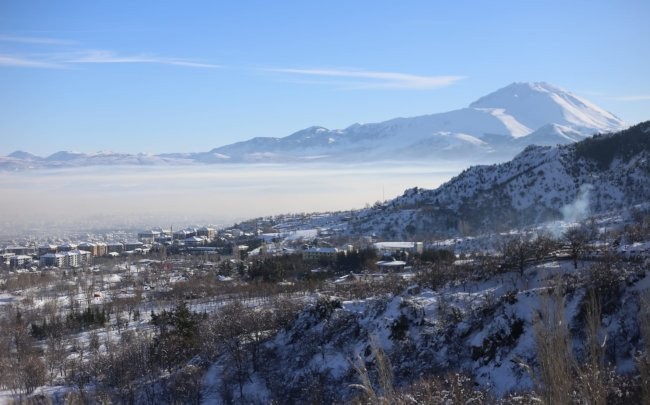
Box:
204;256;650;403
1;82;627;170
348;121;650;238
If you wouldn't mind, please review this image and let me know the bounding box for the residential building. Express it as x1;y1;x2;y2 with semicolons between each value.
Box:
373;241;424;255
107;242;124;253
173;229;196;240
63;251;79;267
96;242;108;257
38;244;58;256
184;236;206;247
124;241;144;251
71;249;91;266
2;253;15;268
10;255;33;268
40;253;66;267
138;230;161;243
302;247;340;262
197;227;216;240
58;243;78;252
376;260;407;272
78;242;98;256
4;246;31;256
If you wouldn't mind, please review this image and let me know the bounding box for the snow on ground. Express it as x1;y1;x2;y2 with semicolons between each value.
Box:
212;252;647;402
0;293;16;305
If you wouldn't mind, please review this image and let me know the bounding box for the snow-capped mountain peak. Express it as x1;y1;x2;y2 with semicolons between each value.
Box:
203;81;625;163
7;150;42;160
470;82;624;132
1;82;631;171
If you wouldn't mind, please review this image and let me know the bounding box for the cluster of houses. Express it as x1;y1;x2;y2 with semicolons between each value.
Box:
3;219;426;274
1;240;154;269
137;227;217;247
1;226;221;270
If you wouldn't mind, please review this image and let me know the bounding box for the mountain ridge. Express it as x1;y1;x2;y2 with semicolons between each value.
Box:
1;82;627;170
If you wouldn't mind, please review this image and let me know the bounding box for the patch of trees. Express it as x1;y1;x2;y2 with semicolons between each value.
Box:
415;262;472;290
574;121;650;169
500;232;557;275
415;248;455;265
247;253;310;282
0;308;47;396
334;248;377;274
31;306;109;340
151;301;206;372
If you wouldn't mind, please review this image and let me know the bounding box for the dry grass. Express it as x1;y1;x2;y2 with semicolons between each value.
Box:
638;290;650;405
534;284;574;405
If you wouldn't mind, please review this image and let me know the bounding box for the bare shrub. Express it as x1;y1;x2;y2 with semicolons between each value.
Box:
574;290;606;405
350;343;394;404
533;285;573;405
638;290;650;405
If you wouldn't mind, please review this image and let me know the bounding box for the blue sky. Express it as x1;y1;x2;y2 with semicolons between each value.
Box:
1;0;648;156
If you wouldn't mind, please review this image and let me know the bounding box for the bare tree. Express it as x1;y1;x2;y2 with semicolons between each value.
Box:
564;225;589;269
532;230;558;263
500;234;535;276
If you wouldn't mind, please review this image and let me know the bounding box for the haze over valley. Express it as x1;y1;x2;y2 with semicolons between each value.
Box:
0;162;463;236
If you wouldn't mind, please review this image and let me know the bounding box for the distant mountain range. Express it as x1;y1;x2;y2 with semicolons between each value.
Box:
1;82;626;171
347;121;650;238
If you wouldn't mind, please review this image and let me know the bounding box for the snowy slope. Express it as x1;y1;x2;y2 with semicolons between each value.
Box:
348;121;650;238
205;258;649;403
470;82;623;133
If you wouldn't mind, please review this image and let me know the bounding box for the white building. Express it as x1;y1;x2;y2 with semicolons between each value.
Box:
40;253;66;267
376;260;407;272
70;249;91;266
373;241;423;255
63;251;79;267
10;255;33;268
184;236;206;247
138;230;161;243
302;247;340;262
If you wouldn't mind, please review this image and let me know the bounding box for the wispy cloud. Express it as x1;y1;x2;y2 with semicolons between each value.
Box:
271;67;465;89
66;50;220;68
607;95;650;101
0;35;78;46
0;54;65;69
0;50;220;70
0;33;219;69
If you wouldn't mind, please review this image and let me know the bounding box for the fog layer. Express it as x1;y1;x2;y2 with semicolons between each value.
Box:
0;163;462;233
